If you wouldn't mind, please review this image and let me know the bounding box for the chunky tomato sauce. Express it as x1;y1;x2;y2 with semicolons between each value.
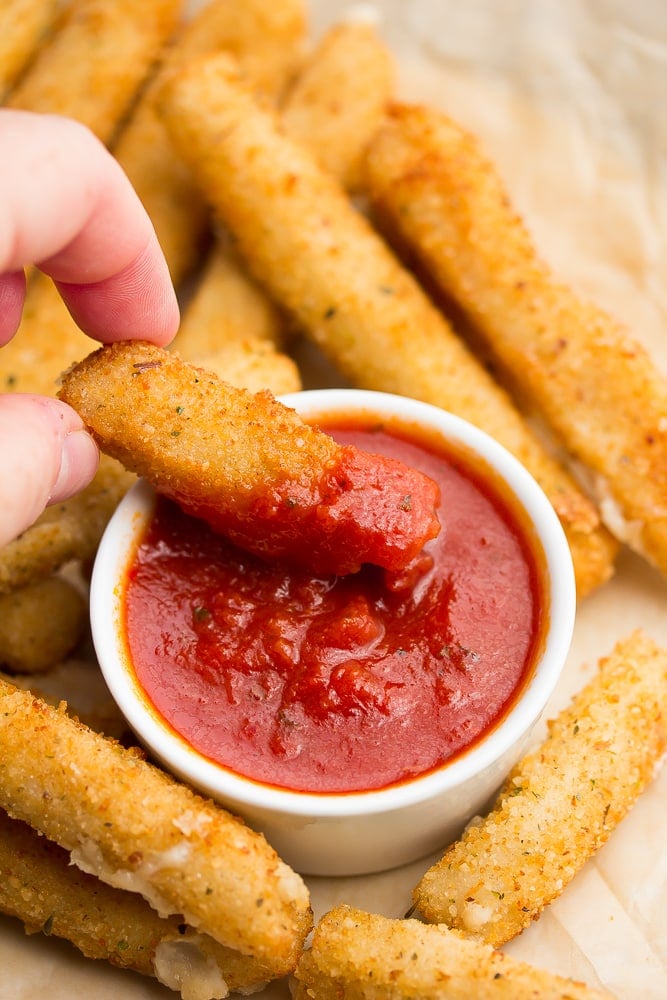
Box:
123;420;543;794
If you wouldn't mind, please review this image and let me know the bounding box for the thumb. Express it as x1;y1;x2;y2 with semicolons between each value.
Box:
0;394;99;548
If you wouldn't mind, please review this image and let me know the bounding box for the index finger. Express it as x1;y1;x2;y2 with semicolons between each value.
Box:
0;109;179;346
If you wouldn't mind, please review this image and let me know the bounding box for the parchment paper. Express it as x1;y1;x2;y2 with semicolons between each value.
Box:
2;1;667;997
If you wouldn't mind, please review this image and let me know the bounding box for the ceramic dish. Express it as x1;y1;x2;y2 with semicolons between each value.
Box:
90;388;576;876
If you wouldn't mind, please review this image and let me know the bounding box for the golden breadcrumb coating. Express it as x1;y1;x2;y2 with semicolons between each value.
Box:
292;905;613;999
59;341;337;499
0;808;280;993
0;677;312;973
281;20;394;191
114;0;307;287
363;103;667;577
172;244;288;359
59;341;441;576
173;19;390;365
187;338;302;396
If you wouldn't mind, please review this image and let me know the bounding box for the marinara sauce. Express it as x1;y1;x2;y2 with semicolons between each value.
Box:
123;419;543;794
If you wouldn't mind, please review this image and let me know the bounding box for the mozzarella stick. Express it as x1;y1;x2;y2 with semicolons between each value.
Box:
0;0;60;100
0;809;172;978
292;905;612;1000
413;630;667;946
0;809;280;994
280;20;394;191
0;575;86;673
172;19;390;364
0;454;133;596
363;104;667;576
156;53;617;598
0;677;311;973
114;0;307;286
59;340;440;576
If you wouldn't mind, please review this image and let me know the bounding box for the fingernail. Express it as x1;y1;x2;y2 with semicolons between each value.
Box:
49;429;99;504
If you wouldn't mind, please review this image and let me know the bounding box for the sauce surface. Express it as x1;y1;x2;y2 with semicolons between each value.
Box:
124;421;543;793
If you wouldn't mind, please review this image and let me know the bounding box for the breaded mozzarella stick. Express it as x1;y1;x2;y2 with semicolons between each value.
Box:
0;809;179;979
363;104;667;577
413;630;667;946
172;19;391;366
156;53;617;599
0;678;311;973
0;809;280;995
59;341;441;576
291;905;613;1000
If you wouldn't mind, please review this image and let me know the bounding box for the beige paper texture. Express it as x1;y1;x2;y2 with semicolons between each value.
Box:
2;1;667;997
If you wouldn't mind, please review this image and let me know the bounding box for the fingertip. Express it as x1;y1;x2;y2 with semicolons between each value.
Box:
153;286;181;347
56;233;180;346
0;395;99;547
137;230;181;346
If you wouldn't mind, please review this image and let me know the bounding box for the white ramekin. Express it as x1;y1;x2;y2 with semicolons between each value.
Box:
90;389;576;876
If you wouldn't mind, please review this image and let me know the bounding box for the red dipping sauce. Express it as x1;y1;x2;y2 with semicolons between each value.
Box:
123;419;544;794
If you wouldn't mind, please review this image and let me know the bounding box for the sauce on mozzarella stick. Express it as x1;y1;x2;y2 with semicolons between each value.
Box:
364;103;667;578
59;341;441;577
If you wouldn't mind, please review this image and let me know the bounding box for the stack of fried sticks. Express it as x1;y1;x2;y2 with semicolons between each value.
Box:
2;1;667;997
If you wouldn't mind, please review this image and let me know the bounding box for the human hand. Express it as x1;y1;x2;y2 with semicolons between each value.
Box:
0;110;179;547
